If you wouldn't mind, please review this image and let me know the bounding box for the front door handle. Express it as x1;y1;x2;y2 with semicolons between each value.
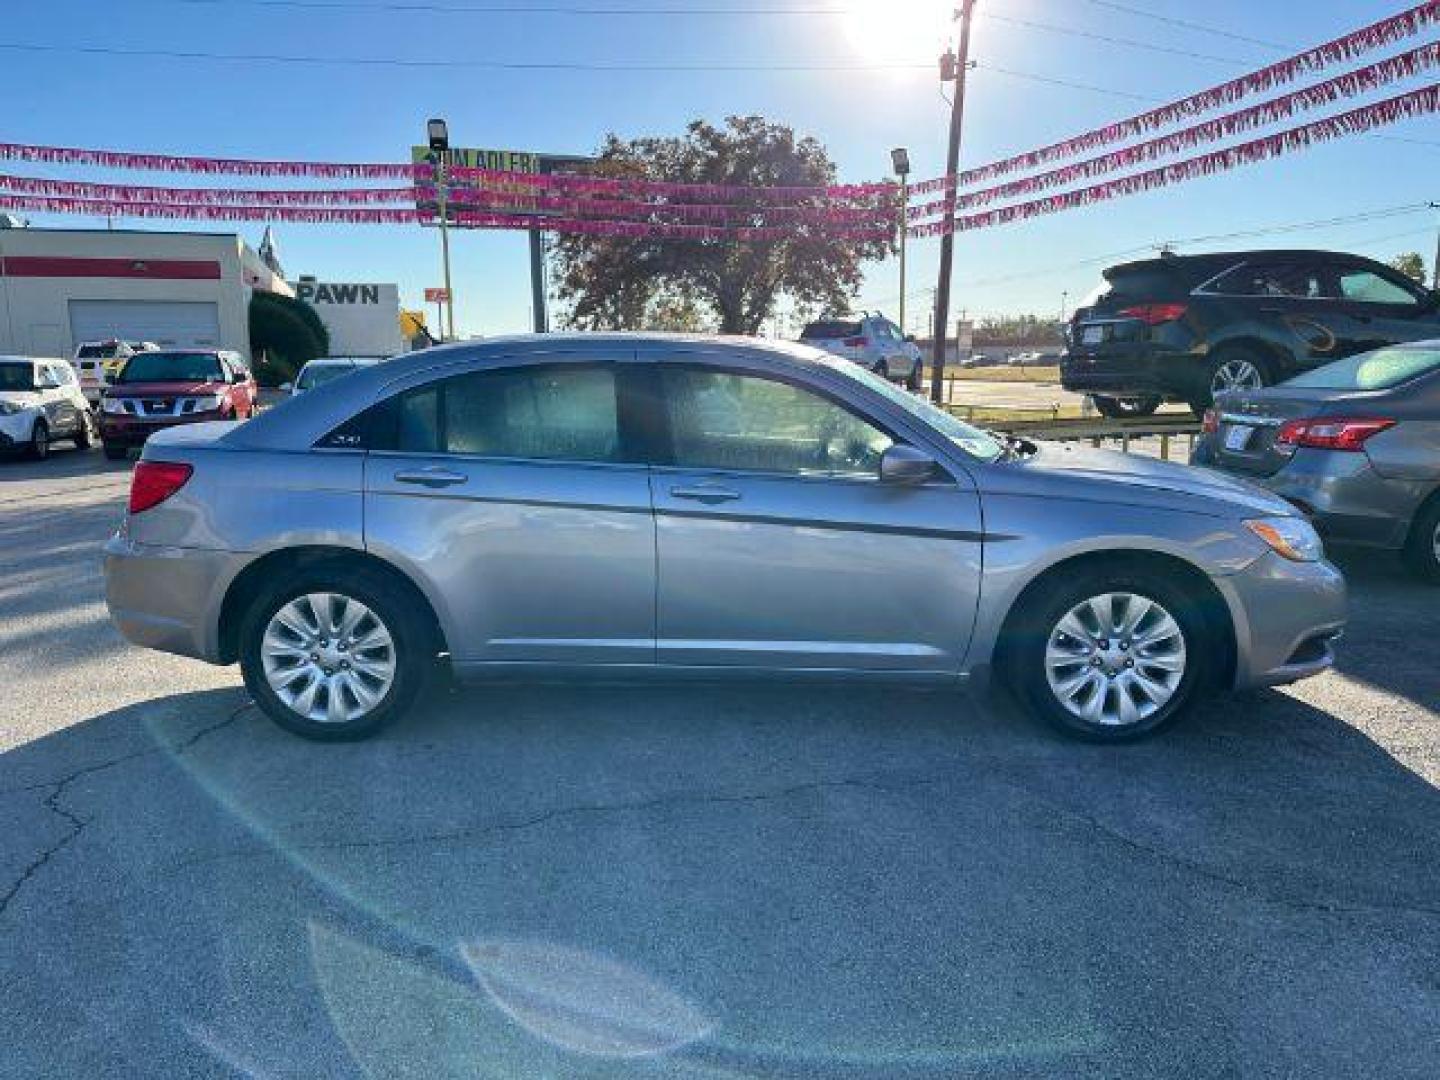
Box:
394;467;467;489
669;485;741;505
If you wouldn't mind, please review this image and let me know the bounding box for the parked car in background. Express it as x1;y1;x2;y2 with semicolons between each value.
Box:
289;356;384;396
126;341;161;354
99;349;257;460
1194;342;1440;582
800;314;923;390
104;334;1344;744
74;339;139;404
1064;250;1440;418
0;355;94;459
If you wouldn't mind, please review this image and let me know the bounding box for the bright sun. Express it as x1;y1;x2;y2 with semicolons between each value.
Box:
842;0;952;60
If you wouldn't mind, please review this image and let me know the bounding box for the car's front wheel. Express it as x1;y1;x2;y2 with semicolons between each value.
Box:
74;411;95;449
1004;570;1210;741
239;568;433;741
28;419;50;460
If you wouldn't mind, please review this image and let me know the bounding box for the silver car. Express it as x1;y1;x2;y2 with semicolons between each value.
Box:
104;334;1346;742
1194;342;1440;582
799;315;923;390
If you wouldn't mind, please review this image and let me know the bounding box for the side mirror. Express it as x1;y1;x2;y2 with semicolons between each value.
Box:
879;444;940;485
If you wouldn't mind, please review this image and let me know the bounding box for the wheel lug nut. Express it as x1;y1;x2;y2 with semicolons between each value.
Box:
323;667;333;676
310;653;320;662
340;661;350;670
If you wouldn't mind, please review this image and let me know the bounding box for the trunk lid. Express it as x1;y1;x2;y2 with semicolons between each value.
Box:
1210;385;1383;476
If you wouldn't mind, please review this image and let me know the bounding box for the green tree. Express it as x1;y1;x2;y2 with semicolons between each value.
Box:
1390;252;1427;284
554;116;896;335
249;291;329;385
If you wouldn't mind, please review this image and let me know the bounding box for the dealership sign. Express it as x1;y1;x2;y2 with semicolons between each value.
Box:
409;146;594;226
291;278;403;357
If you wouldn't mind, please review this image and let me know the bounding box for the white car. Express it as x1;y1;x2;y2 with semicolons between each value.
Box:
799;316;923;390
74;340;139;404
288;356;384;395
0;356;94;459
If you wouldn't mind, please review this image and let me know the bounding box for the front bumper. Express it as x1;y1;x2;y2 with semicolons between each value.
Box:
1217;550;1347;690
99;409;225;448
103;531;245;663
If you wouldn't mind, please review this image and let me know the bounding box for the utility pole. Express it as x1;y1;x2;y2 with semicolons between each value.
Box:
1430;202;1440;291
930;0;977;404
426;118;456;341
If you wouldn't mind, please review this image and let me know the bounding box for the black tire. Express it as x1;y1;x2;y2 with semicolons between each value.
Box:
905;362;923;392
1402;496;1440;585
73;411;94;449
28;419;50;461
1001;567;1214;742
875;359;891;380
238;566;436;741
1092;395;1161;419
1192;347;1273;412
103;443;128;461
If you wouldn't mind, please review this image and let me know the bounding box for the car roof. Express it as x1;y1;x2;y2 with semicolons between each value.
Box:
228;334;831;452
1108;249;1398;278
0;355;40;365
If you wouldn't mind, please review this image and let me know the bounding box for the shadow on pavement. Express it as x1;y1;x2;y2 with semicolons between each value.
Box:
2;671;1438;1077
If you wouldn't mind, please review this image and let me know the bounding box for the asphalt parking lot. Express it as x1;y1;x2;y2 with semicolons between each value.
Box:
1;447;1437;1079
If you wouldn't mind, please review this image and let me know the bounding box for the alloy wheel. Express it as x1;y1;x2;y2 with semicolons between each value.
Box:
260;592;397;725
1210;359;1264;395
1044;592;1187;728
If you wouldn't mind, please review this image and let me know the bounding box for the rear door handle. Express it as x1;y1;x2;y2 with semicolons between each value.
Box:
394;467;467;489
669;485;741;505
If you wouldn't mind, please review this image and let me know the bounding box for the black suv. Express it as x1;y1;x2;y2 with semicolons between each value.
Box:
1063;249;1440;417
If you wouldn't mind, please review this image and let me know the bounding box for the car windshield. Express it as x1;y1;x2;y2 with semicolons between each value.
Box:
0;364;37;391
820;357;1005;462
76;344;119;359
297;363;356;391
116;352;223;383
1282;346;1440;391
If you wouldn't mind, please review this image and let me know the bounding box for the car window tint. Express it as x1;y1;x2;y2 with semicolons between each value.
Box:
1211;263;1328;298
801;321;862;340
1337;270;1420;306
1284;347;1440;390
395;385;442;453
445;366;621;462
662;368;893;476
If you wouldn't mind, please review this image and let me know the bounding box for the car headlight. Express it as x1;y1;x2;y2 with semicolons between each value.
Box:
101;397;128;414
1245;516;1324;563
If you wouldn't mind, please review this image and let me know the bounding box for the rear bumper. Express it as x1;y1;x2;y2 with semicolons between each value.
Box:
103;531;244;663
1061;344;1205;399
1218;551;1347;690
1191;444;1422;550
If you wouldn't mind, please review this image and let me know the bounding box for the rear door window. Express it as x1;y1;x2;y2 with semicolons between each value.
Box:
1208;263;1329;299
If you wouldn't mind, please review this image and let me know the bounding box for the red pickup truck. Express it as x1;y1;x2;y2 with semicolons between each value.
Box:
99;349;258;460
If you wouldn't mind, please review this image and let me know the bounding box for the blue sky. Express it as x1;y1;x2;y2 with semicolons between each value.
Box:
1;0;1437;337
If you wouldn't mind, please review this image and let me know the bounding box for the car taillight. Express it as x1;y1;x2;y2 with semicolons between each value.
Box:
843;337;868;347
1275;417;1396;452
1202;408;1220;434
1118;303;1188;326
129;461;193;514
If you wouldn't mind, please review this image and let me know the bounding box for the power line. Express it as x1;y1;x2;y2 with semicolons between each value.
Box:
976;63;1162;104
0;39;930;71
1066;0;1292;52
165;0;851;12
980;12;1253;67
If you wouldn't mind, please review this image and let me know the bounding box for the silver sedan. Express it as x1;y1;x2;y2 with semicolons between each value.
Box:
104;334;1346;742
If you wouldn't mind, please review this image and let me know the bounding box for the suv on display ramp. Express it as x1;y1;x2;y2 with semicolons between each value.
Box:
1063;250;1440;418
800;314;924;390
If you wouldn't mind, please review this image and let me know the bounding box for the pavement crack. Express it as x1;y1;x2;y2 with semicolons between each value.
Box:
0;701;253;917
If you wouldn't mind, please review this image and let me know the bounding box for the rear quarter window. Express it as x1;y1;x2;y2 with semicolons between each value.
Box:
801;321;863;340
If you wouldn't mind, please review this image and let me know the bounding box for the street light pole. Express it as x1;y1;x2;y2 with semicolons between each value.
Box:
427;118;456;342
930;0;977;404
1430;201;1440;291
891;148;911;337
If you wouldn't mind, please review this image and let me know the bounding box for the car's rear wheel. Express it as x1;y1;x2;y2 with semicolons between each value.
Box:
1004;570;1210;741
1092;395;1161;419
1402;496;1440;585
28;419;49;460
239;568;433;741
906;361;922;392
1192;348;1272;413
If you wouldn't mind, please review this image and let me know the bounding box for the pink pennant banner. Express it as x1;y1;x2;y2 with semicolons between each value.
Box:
909;84;1440;238
0;192;892;242
441;167;897;204
0;173;417;206
909;0;1440;195
909;42;1440;220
